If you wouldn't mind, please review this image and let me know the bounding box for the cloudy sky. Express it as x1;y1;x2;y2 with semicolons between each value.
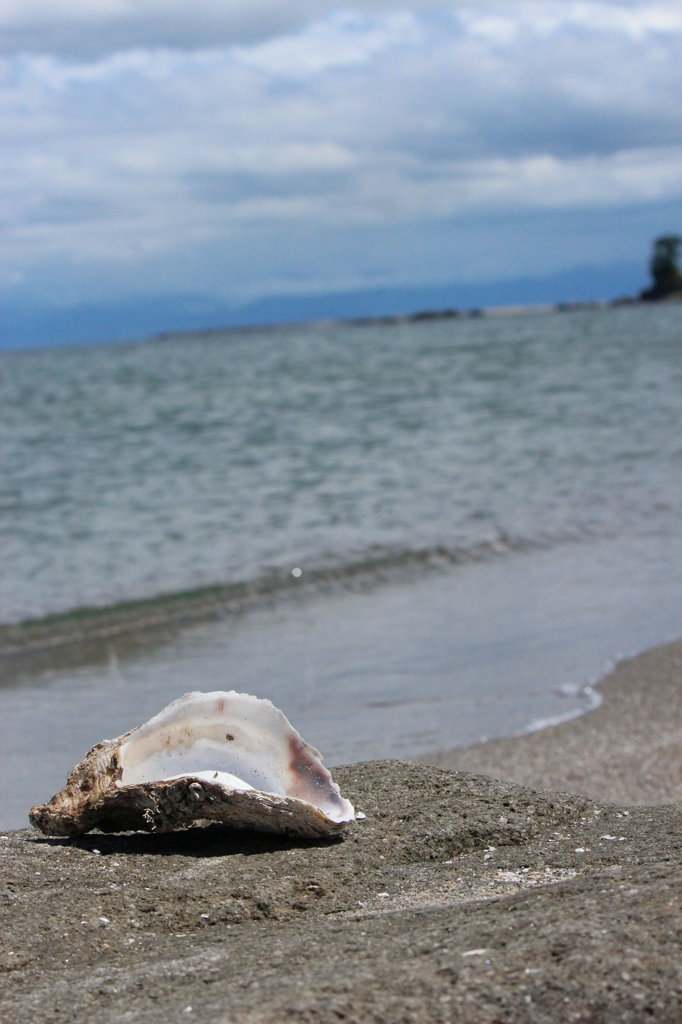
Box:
2;0;682;325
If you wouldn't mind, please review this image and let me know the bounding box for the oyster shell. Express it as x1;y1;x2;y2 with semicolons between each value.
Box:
29;691;355;838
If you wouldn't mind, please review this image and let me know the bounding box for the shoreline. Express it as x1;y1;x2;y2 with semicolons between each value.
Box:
150;293;680;345
424;638;682;807
1;542;680;786
0;535;535;682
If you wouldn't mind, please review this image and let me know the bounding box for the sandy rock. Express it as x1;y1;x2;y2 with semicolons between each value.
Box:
2;760;681;1023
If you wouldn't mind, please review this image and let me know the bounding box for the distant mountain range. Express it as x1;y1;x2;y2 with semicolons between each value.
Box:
1;260;648;349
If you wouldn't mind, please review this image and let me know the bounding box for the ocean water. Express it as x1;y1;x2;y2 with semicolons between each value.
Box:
1;304;681;622
1;304;682;829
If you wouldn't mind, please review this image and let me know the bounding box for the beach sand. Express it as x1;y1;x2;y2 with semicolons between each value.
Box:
1;640;681;1023
424;638;682;806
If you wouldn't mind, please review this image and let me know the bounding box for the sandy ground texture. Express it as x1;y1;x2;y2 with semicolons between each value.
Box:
425;638;682;806
1;755;681;1024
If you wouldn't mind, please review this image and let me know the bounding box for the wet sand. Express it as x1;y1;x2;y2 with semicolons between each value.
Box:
424;638;682;806
1;641;681;1023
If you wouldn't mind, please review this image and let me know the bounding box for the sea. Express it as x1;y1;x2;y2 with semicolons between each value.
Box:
1;303;681;829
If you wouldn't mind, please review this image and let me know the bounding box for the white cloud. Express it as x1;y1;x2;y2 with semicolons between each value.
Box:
233;12;420;77
1;2;682;301
460;2;682;42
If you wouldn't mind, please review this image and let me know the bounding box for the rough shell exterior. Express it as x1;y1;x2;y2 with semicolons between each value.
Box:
29;693;354;838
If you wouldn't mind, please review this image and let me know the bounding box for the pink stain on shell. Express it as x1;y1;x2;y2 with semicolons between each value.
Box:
287;735;346;812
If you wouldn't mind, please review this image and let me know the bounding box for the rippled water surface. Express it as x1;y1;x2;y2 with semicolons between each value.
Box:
2;304;681;621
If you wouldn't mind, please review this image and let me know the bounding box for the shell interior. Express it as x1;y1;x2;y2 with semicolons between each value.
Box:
118;690;354;824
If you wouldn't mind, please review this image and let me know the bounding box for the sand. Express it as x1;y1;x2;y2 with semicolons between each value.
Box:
1;640;681;1023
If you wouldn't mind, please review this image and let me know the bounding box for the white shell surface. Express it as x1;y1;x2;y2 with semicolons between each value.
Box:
163;770;255;791
118;691;354;824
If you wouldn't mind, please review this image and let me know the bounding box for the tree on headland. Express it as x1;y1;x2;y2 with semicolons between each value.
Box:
641;234;682;300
